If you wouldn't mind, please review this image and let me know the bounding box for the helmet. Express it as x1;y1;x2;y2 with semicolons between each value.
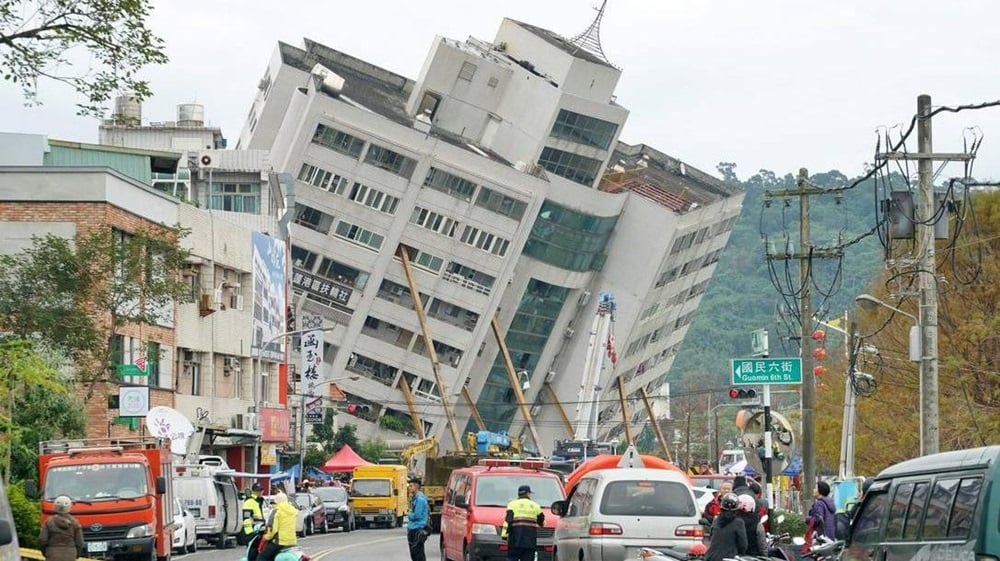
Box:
720;493;741;511
738;494;756;513
251;483;262;492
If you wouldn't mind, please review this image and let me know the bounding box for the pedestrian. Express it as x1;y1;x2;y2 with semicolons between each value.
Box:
701;480;733;526
240;483;265;545
501;485;545;561
258;492;297;561
703;493;747;561
807;481;837;539
406;476;430;561
737;494;766;557
731;474;752;496
39;496;84;561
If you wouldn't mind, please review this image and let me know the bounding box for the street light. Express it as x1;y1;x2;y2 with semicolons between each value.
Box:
854;293;924;452
298;374;360;487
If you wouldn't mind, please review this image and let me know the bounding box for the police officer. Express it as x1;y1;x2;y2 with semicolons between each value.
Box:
406;476;430;561
501;485;544;561
240;483;265;545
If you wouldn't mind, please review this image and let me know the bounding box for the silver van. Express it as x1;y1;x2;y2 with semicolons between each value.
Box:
173;466;241;549
550;467;703;561
0;483;20;561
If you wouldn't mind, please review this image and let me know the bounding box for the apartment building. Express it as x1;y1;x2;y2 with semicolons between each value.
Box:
239;12;743;453
0;133;288;472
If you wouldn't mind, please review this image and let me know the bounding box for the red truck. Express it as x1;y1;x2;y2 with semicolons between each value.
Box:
30;438;176;561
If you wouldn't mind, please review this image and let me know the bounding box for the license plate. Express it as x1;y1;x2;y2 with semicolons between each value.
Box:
87;542;109;553
364;516;374;521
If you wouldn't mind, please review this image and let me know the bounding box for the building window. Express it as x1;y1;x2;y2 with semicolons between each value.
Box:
412;250;444;273
475;187;527;221
209;183;260;213
523;200;616;272
298;163;349;194
460;225;511;257
291;245;318;270
363;143;416;179
423;167;476;201
487;76;499;88
335;220;384;251
537;147;601;187
417;91;441;119
293;203;333;234
549;109;619;150
410;207;458;237
312;123;365;158
458;62;477;82
347;182;400;214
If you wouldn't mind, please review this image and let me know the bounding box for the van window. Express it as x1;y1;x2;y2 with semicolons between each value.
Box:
474;476;563;507
852;491;889;544
922;478;959;539
902;482;929;540
566;479;596;517
949;478;980;539
886;482;913;539
599;480;695;517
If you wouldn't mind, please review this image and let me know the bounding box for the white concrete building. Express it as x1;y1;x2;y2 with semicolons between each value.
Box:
239;12;744;454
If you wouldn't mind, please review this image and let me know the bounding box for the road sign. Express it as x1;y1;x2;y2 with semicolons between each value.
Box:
305;397;324;424
115;364;147;377
731;357;802;385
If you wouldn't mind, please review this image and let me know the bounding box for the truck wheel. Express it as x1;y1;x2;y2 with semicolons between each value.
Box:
396;514;403;528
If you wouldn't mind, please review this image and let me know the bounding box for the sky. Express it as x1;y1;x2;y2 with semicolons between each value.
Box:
3;0;1000;182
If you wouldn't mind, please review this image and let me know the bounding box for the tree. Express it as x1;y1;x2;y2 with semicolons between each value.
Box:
331;424;359;454
357;437;387;464
0;0;168;116
0;229;191;389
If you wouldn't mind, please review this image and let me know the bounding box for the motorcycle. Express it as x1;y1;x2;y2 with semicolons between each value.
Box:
239;522;311;561
637;542;706;560
792;534;844;561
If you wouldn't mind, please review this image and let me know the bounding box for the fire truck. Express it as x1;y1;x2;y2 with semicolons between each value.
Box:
30;438;176;561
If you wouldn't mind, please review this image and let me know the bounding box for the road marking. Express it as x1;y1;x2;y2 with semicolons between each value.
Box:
309;536;402;560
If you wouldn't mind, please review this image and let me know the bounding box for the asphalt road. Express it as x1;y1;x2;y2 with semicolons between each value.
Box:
175;527;432;561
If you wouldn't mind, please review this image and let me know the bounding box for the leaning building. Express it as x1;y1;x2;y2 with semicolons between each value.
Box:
238;10;743;454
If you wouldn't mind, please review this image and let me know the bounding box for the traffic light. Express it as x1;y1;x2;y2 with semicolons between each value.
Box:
729;387;757;400
346;403;371;416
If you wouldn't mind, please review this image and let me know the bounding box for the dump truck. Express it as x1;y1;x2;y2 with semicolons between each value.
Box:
31;438;175;561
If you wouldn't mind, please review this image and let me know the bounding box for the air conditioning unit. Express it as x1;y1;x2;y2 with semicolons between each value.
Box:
199;291;216;315
224;357;241;375
578;290;592;307
182;349;195;363
544;371;556;384
232;414;245;430
564;327;575;339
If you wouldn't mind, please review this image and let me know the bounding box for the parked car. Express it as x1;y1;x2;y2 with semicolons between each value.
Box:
172;497;198;554
293;492;329;534
690;486;716;515
312;486;355;532
263;495;306;536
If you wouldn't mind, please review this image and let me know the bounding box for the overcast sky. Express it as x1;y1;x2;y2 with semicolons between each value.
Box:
3;0;1000;181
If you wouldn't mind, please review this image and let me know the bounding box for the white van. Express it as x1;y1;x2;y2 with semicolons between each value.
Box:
551;468;703;561
0;483;20;561
173;464;241;549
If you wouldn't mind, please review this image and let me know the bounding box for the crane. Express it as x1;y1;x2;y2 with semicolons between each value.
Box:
574;292;617;441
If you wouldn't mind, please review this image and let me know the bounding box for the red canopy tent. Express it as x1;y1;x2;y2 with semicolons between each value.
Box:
321;444;372;473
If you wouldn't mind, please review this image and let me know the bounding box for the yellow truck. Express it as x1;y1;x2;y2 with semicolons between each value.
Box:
351;464;408;528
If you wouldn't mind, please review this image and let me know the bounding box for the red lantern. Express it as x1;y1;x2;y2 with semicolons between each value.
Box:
811;329;826;341
812;347;828;361
813;365;826;377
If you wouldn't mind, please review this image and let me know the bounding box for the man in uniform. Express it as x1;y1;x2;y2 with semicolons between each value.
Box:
240;483;265;546
406;476;430;561
501;485;545;561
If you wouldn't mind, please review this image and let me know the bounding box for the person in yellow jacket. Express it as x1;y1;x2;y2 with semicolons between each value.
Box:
258;492;298;561
240;483;265;545
501;485;544;561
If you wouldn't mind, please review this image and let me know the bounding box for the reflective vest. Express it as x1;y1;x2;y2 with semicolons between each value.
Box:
242;495;264;535
501;497;544;550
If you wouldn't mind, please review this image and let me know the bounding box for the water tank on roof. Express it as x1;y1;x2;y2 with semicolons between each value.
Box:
177;103;205;127
113;95;141;126
311;63;345;96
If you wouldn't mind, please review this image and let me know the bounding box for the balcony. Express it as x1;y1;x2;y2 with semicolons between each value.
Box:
442;270;492;296
345;353;397;387
361;317;413;350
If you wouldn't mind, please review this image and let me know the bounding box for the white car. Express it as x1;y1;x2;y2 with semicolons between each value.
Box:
172;497;197;554
690;486;717;515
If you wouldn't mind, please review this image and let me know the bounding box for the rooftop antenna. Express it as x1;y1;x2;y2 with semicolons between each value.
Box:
568;0;615;66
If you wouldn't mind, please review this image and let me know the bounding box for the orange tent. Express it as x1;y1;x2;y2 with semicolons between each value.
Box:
563;454;692;495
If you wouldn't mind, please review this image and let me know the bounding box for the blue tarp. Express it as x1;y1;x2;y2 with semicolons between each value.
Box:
307;467;333;482
270;464;300;483
782;457;802;476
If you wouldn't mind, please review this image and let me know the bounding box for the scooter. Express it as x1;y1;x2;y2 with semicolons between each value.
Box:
792;534;844;561
239;523;311;561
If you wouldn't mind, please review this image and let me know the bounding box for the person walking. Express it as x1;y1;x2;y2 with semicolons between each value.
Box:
240;483;265;545
406;476;430;561
501;485;545;561
808;481;837;539
703;493;748;561
258;492;297;561
39;496;84;561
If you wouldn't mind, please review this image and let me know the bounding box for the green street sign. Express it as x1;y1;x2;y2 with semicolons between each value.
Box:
116;364;147;377
731;357;802;385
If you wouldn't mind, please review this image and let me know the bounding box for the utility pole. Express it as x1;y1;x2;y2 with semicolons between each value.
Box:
916;94;940;455
765;168;843;510
875;94;973;455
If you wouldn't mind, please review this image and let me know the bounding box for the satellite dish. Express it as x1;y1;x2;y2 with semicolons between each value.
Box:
146;406;196;455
